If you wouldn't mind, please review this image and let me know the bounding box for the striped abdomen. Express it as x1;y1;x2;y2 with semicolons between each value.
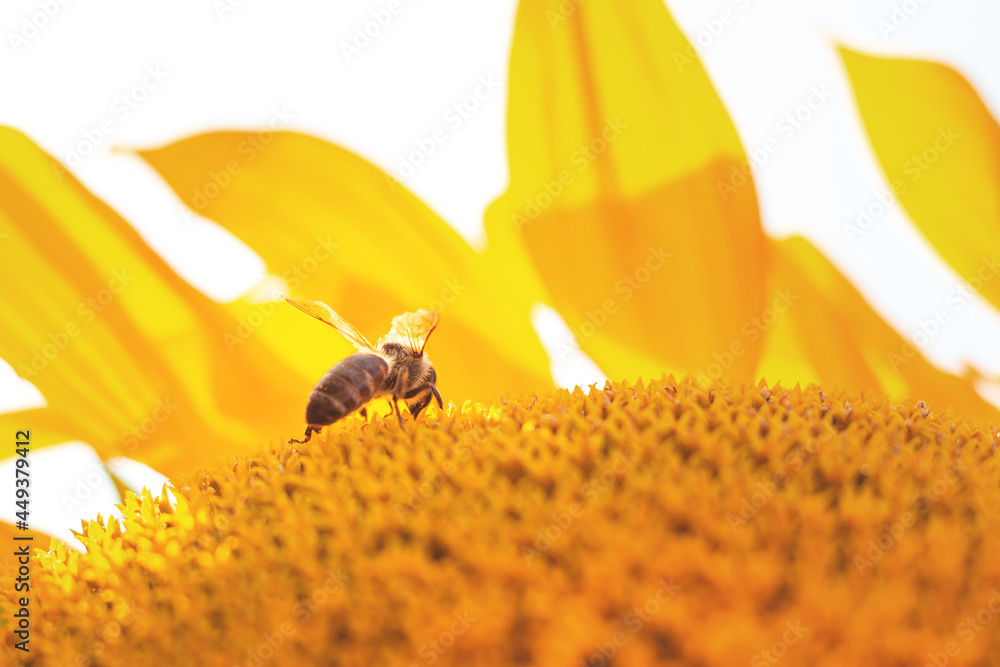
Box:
306;352;388;426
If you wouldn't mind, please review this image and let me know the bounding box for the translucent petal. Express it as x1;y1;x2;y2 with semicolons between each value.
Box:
0;127;309;473
757;237;998;423
485;0;768;380
842;48;1000;311
138;131;552;402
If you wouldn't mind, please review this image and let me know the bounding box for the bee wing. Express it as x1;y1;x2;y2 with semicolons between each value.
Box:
383;309;440;355
284;297;375;351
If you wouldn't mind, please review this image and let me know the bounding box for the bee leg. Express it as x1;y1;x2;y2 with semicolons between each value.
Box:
359;407;368;420
430;385;443;409
390;397;405;428
290;425;320;444
390;366;410;429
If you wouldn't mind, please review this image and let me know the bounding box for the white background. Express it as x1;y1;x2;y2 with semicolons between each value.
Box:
1;0;999;540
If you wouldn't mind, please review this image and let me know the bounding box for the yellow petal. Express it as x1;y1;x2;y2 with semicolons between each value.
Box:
485;0;768;381
0;521;52;578
137;131;552;402
757;237;999;424
0;127;309;474
841;47;1000;310
0;408;80;452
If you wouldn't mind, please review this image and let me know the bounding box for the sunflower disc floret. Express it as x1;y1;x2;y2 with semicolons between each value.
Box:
3;377;1000;666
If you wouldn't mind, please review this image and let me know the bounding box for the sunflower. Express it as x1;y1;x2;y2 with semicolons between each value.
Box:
1;0;995;478
4;379;1000;665
1;0;999;662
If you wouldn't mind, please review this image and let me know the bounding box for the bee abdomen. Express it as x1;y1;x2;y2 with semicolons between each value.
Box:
306;353;388;426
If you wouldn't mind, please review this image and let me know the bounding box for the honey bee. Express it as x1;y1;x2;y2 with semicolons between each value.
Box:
285;297;443;442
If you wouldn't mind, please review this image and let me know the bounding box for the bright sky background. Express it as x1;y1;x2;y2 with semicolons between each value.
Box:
1;0;999;540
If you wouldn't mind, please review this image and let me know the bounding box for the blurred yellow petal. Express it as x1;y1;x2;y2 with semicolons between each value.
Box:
0;521;52;578
485;0;768;380
0;127;309;474
757;237;998;423
842;48;1000;310
137;131;552;402
0;408;80;451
